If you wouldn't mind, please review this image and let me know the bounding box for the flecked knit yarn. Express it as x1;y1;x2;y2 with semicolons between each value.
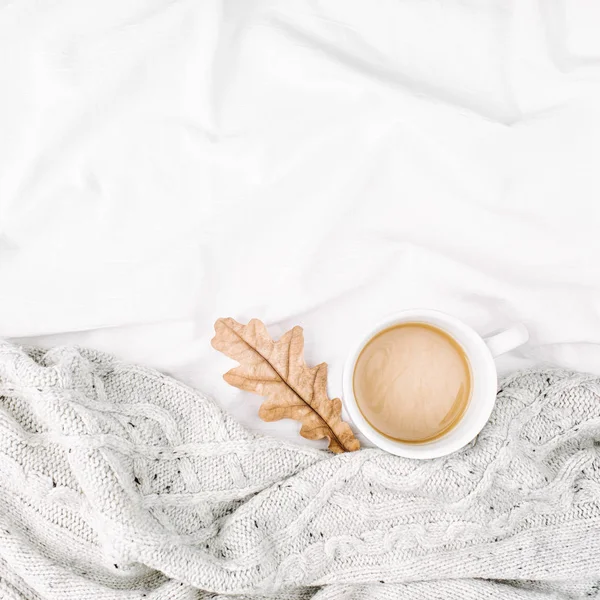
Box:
1;342;600;599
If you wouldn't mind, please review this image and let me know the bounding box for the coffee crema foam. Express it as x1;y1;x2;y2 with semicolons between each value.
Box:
353;323;471;443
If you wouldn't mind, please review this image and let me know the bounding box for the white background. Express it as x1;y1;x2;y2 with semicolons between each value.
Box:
1;0;600;447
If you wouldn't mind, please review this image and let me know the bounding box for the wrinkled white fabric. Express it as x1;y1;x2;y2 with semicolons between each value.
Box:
2;343;600;599
1;1;600;444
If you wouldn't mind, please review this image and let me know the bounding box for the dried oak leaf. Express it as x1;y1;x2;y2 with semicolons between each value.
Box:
211;318;360;453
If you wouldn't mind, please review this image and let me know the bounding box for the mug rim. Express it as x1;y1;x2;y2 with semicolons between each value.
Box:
342;309;498;459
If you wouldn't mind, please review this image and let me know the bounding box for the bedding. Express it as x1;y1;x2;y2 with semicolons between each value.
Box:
1;0;600;447
1;343;599;599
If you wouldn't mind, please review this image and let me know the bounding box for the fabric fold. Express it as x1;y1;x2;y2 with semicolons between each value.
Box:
0;342;599;598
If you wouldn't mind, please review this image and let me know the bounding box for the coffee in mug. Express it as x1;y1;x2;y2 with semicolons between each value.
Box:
343;310;528;458
352;323;471;443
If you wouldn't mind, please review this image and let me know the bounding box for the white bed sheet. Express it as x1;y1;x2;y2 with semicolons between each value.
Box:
1;0;600;447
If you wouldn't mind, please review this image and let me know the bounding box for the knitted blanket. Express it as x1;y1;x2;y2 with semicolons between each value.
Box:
1;344;600;600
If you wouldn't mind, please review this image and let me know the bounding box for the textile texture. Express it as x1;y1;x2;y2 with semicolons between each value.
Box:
1;342;600;599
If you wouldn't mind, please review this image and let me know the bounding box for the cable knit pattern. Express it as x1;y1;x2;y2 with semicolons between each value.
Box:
1;342;600;599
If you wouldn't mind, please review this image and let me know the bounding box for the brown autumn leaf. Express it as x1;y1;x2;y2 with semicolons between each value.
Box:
211;317;360;453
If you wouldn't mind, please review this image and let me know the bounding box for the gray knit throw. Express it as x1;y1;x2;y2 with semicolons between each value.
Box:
1;343;600;600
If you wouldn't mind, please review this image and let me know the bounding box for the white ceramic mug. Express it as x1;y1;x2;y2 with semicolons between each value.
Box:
342;309;529;459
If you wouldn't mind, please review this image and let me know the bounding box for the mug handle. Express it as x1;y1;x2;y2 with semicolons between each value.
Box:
484;323;529;357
